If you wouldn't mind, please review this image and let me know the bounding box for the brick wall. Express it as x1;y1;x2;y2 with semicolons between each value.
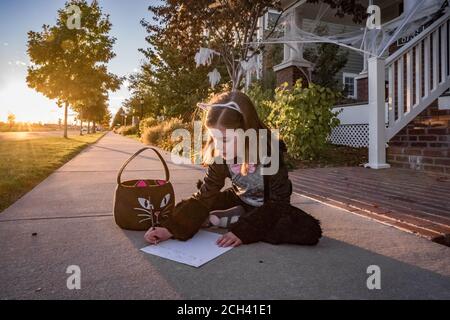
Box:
356;75;389;103
388;101;450;175
356;76;368;102
276;65;309;89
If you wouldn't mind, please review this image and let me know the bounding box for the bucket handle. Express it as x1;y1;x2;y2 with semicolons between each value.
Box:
117;147;170;185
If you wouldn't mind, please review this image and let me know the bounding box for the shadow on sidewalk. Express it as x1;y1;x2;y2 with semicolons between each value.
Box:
118;227;450;299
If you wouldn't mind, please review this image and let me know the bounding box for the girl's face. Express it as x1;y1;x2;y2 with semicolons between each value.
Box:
207;126;238;161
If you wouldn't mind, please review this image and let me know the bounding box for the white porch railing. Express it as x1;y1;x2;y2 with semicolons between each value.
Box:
367;11;450;169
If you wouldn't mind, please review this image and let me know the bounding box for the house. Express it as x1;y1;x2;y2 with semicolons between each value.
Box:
265;0;450;175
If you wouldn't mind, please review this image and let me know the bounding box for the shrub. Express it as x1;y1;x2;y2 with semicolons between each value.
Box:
267;80;341;160
141;117;190;152
246;82;274;123
160;118;190;151
141;126;161;145
116;125;138;136
139;117;159;136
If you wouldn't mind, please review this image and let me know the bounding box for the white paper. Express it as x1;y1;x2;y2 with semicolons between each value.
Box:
140;230;233;268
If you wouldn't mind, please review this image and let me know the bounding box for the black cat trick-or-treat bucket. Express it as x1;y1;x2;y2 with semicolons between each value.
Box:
113;147;175;231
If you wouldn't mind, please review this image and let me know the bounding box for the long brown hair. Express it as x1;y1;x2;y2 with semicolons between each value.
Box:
202;91;270;176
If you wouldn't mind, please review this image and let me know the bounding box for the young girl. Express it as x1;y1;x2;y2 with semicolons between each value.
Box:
144;91;322;247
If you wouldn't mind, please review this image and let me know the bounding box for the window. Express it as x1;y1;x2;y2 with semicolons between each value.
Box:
264;10;282;32
343;73;358;99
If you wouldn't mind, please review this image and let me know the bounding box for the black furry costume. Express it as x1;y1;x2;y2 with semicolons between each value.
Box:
161;142;322;245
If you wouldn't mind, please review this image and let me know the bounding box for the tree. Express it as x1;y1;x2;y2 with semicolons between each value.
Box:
27;0;121;138
87;98;108;133
136;3;224;120
112;107;125;128
148;1;367;91
75;92;108;134
101;109;112;129
147;1;280;91
7;113;16;129
307;0;366;23
304;25;349;91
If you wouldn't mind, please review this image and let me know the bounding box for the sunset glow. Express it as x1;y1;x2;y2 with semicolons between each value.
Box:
0;0;151;124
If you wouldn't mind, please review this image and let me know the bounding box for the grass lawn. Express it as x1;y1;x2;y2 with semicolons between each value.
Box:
0;133;105;212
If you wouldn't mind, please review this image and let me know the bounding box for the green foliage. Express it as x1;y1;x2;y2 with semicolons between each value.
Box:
129;0;365;119
111;107;125;128
132;2;224;121
116;125;138;136
27;0;121;135
101;110;112;129
304;27;349;92
141;118;190;151
267;80;341;160
246;82;274;123
145;1;281;91
145;1;365;91
138;117;159;135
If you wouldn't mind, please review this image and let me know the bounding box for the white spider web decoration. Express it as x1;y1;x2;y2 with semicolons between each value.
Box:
258;0;447;58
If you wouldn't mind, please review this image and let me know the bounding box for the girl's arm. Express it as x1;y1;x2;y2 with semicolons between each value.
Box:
160;163;228;241
192;162;229;208
229;149;293;244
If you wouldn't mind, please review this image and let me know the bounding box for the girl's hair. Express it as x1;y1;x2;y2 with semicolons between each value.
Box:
202;91;270;176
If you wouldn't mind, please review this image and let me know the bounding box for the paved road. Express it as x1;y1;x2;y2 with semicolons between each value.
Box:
0;132;449;299
0;130;80;141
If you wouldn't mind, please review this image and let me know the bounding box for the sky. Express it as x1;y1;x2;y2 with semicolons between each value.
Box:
0;0;159;124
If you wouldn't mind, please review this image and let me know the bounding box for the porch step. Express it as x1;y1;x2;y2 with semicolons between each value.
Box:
390;125;450;149
388;109;450;175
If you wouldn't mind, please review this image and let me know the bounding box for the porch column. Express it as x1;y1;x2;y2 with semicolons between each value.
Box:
366;57;390;169
274;5;314;88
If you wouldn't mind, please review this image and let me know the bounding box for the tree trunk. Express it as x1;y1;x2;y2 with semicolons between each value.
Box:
87;121;91;134
92;121;96;133
64;103;68;139
80;120;83;136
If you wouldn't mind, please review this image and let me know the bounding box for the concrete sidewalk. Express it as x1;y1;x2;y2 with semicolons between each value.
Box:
0;132;449;299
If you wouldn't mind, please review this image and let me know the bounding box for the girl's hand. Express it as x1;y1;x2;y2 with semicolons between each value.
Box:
144;227;173;245
216;232;242;248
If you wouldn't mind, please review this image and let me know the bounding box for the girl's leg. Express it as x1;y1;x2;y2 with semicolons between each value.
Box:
229;202;322;245
263;205;322;245
209;205;247;228
207;188;248;211
202;189;254;228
